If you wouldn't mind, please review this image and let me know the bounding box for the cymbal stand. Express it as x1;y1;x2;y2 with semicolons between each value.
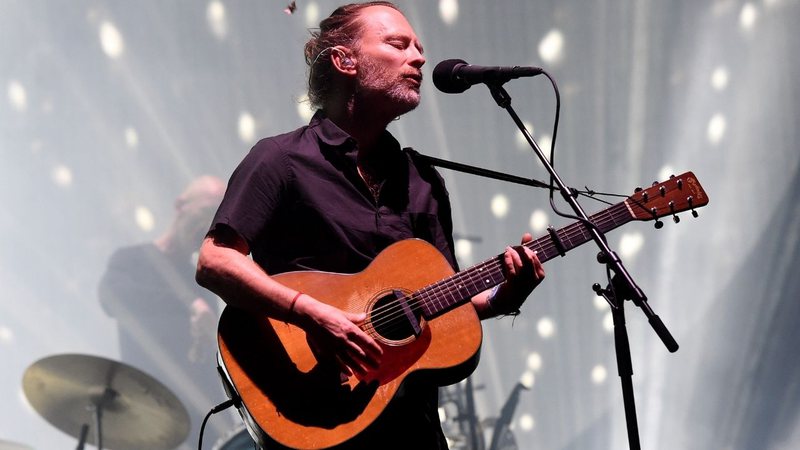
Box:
79;386;117;450
76;424;89;450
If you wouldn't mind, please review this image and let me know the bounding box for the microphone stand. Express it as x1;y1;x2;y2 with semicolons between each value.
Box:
422;80;677;449
483;81;678;450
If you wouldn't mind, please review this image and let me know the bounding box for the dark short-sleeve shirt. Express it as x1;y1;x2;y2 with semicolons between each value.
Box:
211;111;457;274
210;112;456;449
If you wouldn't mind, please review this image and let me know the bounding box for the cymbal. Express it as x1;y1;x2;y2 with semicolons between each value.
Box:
0;439;33;450
23;354;190;450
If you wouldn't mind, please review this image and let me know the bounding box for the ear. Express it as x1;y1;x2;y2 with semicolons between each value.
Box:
331;46;357;76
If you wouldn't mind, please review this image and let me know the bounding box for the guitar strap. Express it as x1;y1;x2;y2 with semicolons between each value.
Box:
402;147;552;189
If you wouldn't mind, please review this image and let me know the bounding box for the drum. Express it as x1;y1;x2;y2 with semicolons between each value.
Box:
213;426;258;450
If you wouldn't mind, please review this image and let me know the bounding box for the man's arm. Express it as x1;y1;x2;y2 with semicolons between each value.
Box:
195;228;383;376
471;233;545;320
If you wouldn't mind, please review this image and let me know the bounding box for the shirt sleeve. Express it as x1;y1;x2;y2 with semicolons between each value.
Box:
209;138;293;248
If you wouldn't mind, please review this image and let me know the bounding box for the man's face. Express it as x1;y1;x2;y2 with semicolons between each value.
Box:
352;6;426;116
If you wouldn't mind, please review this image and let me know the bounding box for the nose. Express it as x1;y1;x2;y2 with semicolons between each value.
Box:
409;47;425;68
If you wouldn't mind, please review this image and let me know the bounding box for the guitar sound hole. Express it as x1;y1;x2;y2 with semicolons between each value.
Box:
370;292;422;342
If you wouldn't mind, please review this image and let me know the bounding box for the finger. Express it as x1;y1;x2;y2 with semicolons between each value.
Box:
520;232;533;244
341;335;376;371
512;245;534;278
534;257;546;280
344;312;384;359
352;332;382;368
504;246;521;275
523;247;539;271
349;311;367;323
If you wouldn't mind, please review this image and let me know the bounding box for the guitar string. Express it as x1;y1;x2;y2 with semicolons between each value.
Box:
365;203;632;334
363;202;634;335
364;203;633;334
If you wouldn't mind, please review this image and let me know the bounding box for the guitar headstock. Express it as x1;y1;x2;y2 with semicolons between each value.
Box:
626;171;709;228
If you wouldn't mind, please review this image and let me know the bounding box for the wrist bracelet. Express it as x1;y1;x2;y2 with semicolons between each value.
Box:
486;285;501;315
487;285;521;318
288;291;303;320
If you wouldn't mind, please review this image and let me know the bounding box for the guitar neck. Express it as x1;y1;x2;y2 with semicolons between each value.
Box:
417;200;634;318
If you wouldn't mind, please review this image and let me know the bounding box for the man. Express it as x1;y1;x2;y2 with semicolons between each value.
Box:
99;175;230;448
196;2;545;448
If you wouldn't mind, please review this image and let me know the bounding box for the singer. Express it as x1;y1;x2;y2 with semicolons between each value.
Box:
196;2;545;448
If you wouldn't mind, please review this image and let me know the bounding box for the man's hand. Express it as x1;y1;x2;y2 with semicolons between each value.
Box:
491;233;546;315
294;295;384;378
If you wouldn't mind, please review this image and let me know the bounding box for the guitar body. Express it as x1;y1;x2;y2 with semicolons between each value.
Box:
217;239;483;449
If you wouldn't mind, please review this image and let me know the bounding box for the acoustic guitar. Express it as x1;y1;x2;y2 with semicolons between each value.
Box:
217;172;708;449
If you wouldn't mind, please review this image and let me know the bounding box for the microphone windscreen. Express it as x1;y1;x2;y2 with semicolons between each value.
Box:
433;59;470;94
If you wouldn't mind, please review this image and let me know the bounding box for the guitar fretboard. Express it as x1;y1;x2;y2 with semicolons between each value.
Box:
415;201;634;318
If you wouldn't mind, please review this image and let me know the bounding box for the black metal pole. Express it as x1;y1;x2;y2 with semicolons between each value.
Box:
612;294;641;450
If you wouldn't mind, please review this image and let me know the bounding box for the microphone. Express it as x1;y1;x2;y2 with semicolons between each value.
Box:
433;59;544;94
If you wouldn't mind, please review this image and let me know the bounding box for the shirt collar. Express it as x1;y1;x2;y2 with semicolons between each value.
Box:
309;110;353;148
309;110;402;155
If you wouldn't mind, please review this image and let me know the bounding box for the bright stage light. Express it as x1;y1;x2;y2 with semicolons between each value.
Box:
51;165;73;188
99;21;124;59
529;209;548;235
455;238;473;261
707;113;727;145
0;326;13;345
538;29;564;64
520;370;535;389
711;66;730;91
537;317;556;338
519;413;535;431
619;232;644;260
591;364;608;385
305;2;320;28
491;194;510;219
439;0;459;26
238;112;256;143
739;3;759;31
206;1;228;40
8;80;27;111
297;95;315;122
124;127;139;148
135;206;156;232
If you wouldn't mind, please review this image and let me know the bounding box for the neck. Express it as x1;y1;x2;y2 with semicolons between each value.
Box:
324;95;396;157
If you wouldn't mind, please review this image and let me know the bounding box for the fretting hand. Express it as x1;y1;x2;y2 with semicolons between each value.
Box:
490;233;546;315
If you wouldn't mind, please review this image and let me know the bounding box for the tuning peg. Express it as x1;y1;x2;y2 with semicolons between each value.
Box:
687;196;699;218
634;186;643;192
669;201;680;223
651;207;663;229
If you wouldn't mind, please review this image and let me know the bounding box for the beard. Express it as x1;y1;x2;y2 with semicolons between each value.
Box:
355;55;421;117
